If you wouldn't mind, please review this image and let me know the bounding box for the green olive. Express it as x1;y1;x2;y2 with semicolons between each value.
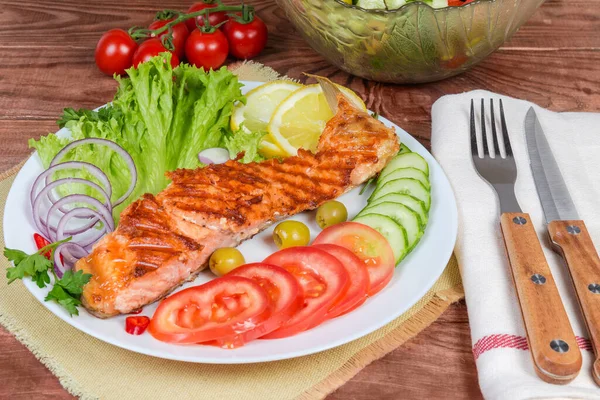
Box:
316;200;348;229
209;247;246;277
273;220;310;249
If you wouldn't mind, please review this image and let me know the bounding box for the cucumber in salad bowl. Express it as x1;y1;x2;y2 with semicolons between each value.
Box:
356;0;449;10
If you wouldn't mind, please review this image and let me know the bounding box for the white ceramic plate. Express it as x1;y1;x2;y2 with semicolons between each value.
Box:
3;81;457;363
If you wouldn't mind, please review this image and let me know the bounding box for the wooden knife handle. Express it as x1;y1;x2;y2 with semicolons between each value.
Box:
500;212;582;384
549;220;600;385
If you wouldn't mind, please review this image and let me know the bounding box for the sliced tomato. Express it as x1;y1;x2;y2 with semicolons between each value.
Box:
313;222;395;296
211;263;303;348
148;276;271;344
313;244;369;318
261;246;349;339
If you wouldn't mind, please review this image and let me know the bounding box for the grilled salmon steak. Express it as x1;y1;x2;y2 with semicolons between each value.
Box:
75;94;400;318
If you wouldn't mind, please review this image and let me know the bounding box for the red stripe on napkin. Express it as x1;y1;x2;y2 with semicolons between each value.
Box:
473;334;593;360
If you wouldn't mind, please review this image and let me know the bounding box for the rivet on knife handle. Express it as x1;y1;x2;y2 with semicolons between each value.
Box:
549;220;600;385
500;212;582;384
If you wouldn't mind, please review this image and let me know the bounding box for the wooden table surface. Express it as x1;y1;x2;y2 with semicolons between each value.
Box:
0;0;598;398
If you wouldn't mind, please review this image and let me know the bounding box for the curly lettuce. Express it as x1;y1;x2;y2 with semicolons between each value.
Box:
223;129;266;164
29;54;245;221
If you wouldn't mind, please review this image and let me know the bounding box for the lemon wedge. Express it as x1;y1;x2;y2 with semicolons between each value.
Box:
266;84;366;156
231;80;303;133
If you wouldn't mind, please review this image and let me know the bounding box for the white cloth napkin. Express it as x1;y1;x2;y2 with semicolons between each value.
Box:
431;90;600;400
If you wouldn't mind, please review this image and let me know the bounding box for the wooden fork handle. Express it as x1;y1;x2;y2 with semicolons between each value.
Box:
500;212;582;384
549;220;600;386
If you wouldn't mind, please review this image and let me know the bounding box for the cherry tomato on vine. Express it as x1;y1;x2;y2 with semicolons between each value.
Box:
148;18;189;59
132;38;180;68
223;16;268;59
185;2;229;32
95;29;138;76
185;29;229;70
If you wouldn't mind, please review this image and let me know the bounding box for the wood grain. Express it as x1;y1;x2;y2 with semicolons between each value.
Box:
500;212;581;384
549;220;600;385
0;0;598;398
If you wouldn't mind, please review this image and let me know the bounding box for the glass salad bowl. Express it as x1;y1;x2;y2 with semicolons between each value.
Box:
275;0;545;83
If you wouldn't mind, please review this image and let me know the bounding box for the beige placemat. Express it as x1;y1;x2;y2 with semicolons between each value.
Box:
0;62;464;400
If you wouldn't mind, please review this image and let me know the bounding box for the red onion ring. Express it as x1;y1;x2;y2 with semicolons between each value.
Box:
54;242;87;278
198;147;230;165
49;138;137;207
55;207;113;247
32;138;138;265
47;195;114;241
34;161;112;214
32;180;111;239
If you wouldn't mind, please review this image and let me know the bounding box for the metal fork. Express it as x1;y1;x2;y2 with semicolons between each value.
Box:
470;99;581;384
470;99;520;213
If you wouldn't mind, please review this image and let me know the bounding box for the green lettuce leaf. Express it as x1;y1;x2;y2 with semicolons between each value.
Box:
29;53;245;221
224;129;266;164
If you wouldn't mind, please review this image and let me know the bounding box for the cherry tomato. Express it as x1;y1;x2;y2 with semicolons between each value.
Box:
185;2;229;32
261;246;349;339
313;222;395;296
148;19;189;59
125;316;150;335
223;16;268;59
132;38;180;68
211;263;303;348
440;53;469;69
148;276;271;344
313;244;369;318
185;29;229;70
95;29;138;76
130;308;143;315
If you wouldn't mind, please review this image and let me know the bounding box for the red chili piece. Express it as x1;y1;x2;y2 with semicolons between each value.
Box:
33;233;52;260
125;316;150;335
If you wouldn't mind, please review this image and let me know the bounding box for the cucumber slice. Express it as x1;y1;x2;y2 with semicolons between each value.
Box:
368;178;431;211
380;152;429;179
431;0;449;8
367;193;428;225
398;144;411;154
356;0;386;9
375;167;429;190
352;214;407;264
384;0;406;9
358;202;422;251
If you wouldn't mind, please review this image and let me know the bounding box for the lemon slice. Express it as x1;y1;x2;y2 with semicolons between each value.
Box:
231;80;303;133
258;133;288;158
267;84;367;156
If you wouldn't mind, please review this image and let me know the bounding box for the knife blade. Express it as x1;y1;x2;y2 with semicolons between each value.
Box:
525;107;600;386
525;109;579;222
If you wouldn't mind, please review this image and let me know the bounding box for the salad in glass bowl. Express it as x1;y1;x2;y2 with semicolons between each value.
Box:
275;0;546;83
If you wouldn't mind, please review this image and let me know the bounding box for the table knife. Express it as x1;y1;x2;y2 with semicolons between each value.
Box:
526;107;600;385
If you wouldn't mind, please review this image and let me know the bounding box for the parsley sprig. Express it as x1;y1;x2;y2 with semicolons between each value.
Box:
4;237;92;316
